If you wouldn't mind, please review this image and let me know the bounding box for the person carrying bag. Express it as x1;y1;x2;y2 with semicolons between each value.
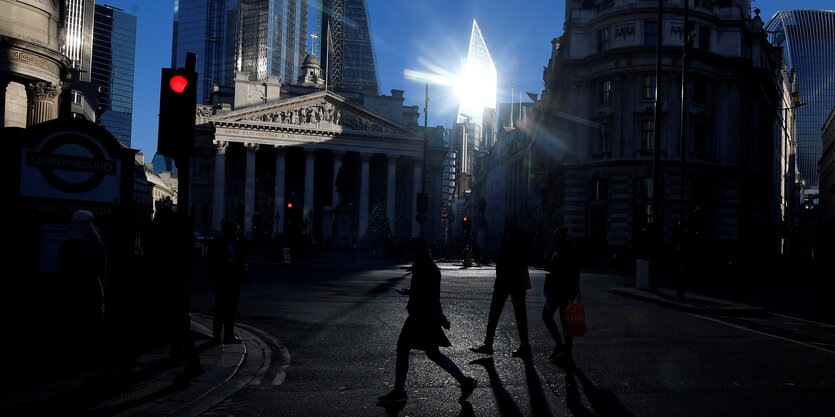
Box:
542;226;583;364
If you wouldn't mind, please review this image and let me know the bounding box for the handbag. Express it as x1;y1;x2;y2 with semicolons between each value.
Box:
562;291;587;337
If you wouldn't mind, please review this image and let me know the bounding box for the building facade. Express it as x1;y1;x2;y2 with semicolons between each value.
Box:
457;20;496;127
1;0;71;128
190;60;447;250
820;106;835;264
320;0;379;94
172;0;309;104
766;10;835;189
92;4;136;147
537;0;797;267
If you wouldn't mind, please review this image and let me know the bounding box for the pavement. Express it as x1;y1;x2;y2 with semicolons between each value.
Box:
1;257;821;416
610;287;766;316
0;314;275;417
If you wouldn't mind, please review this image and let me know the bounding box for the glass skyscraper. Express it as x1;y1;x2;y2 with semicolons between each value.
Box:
320;0;379;94
457;20;496;127
92;4;136;147
767;10;835;187
172;0;308;105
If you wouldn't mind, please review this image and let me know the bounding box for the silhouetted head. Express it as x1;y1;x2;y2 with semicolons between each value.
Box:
221;220;240;240
504;213;518;232
553;226;569;243
406;237;430;261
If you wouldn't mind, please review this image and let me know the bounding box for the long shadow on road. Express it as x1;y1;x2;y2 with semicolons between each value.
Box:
561;362;634;417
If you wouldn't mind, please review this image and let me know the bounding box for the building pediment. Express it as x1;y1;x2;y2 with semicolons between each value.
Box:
210;91;412;138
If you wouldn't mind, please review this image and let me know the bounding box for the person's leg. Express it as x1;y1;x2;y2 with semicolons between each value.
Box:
484;288;509;346
542;298;562;344
426;347;466;383
224;285;241;340
394;343;410;390
510;288;529;348
558;301;573;350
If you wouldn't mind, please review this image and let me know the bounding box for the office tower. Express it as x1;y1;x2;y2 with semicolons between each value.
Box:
456;19;496;127
767;10;835;188
172;0;309;104
63;0;95;83
92;4;136;147
320;0;379;94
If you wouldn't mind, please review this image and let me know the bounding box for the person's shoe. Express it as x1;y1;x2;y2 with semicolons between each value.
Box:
550;349;573;366
469;344;493;355
378;388;408;403
511;345;532;358
549;345;565;360
459;377;477;402
223;336;244;344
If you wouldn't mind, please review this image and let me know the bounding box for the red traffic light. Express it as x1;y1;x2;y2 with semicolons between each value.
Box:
287;203;293;208
169;75;188;93
463;217;468;222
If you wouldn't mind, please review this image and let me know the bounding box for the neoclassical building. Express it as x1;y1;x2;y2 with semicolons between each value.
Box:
1;0;71;128
189;55;447;249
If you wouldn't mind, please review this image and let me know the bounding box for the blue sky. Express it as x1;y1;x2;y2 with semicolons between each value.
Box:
101;0;832;158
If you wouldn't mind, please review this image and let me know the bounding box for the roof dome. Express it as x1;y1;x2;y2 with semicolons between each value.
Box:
302;53;320;68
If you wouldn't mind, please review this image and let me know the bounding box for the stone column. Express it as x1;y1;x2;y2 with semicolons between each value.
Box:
331;150;345;207
27;81;60;125
412;160;423;237
212;140;229;233
386;156;398;233
0;76;9;128
274;146;286;234
303;148;316;235
358;153;371;237
244;143;259;237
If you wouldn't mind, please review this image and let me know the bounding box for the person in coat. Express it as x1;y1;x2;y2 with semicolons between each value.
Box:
59;210;106;339
206;220;248;344
470;213;533;358
542;226;580;363
378;237;477;404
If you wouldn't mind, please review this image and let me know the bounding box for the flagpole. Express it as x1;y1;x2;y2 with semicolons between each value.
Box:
325;23;330;92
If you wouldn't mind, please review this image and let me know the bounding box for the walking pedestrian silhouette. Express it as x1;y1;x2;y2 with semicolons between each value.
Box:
542;226;580;364
470;214;533;358
378;237;477;406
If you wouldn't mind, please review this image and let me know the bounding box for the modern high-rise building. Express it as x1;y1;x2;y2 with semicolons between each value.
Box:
456;20;496;127
320;0;379;94
92;4;136;147
767;10;835;188
63;0;95;83
172;0;309;104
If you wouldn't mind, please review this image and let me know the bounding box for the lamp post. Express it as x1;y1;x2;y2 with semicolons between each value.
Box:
650;0;664;292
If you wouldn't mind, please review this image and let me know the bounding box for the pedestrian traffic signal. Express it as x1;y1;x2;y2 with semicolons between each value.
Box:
157;54;198;159
462;216;471;233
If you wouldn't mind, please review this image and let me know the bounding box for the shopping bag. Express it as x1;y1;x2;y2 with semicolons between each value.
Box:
562;301;587;337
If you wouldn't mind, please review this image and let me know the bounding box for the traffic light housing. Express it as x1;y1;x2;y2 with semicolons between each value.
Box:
462;216;471;233
157;64;197;158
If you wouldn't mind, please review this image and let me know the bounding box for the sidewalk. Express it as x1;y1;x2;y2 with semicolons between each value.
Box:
610;287;766;316
0;314;270;417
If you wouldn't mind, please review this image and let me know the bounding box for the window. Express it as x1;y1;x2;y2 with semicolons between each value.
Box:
637;177;654;199
599;28;609;52
601;80;612;104
641;119;655;151
598;122;611;153
693;76;707;105
592;179;608;201
693;119;711;154
643;75;656;100
698;26;711;51
644;21;658;46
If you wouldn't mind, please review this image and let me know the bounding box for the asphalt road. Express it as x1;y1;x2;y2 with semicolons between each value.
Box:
188;259;835;417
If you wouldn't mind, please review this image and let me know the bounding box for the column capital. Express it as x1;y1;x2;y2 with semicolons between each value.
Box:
274;145;288;154
332;149;346;158
387;154;399;165
245;142;260;152
213;140;229;154
27;81;60;101
304;147;317;156
359;152;372;162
